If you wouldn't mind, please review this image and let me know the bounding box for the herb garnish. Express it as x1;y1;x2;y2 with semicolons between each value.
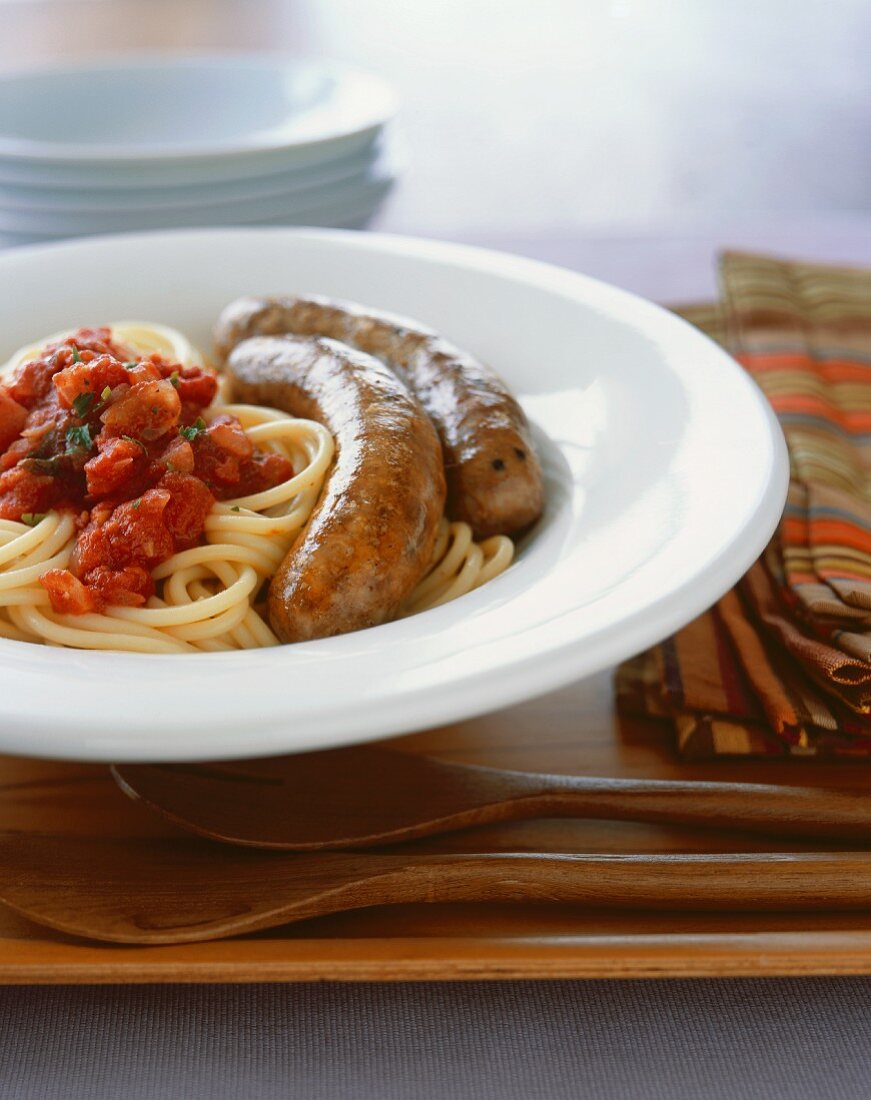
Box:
101;385;112;401
179;417;207;442
230;505;240;512
20;513;46;527
121;434;147;453
72;392;94;418
65;424;93;453
169;370;180;388
21;429;68;477
70;347;81;363
130;499;141;510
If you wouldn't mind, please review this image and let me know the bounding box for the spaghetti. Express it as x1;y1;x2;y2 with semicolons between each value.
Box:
0;323;514;652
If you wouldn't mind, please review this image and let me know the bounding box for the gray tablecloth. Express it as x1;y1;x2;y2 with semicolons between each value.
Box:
3;979;869;1099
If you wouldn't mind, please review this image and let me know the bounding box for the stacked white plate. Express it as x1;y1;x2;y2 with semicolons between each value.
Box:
0;55;400;246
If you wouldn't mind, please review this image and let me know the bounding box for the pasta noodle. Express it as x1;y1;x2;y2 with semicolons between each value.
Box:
0;322;514;652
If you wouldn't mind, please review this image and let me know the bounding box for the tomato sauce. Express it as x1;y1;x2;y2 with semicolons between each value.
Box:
0;328;292;614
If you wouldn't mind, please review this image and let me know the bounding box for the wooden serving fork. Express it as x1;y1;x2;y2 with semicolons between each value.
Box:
113;746;871;850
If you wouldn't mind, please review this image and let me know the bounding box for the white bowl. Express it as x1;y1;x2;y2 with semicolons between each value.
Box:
0;229;787;761
0;56;395;186
0;55;397;161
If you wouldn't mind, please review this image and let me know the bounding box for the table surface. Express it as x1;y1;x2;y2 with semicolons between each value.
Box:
6;670;871;985
3;5;871;1095
2;219;869;1095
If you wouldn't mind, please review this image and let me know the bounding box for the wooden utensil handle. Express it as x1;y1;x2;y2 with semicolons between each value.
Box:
524;776;871;840
400;852;871;910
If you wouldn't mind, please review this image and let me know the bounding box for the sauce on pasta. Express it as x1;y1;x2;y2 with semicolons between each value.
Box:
0;326;291;613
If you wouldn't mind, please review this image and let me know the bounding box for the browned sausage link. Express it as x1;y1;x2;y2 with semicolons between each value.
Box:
215;296;544;539
227;335;446;643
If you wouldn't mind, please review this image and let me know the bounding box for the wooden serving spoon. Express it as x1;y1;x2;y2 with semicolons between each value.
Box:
1;832;869;944
113;746;871;850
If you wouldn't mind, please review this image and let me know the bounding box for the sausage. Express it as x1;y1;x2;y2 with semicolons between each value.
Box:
215;295;543;539
227;335;446;643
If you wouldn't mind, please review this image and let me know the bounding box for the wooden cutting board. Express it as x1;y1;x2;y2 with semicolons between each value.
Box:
1;669;870;983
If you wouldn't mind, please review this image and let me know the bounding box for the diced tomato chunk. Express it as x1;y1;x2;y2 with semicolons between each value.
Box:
235;451;293;498
207;415;254;458
39;569;95;614
157;436;195;475
73;489;174;578
100;379;181;441
191;415;250;489
171;365;218;408
53;355;131;411
78;564;153;608
159;472;214;549
6;355;61;407
5;396;74;473
7;328;128;408
0;465;59;520
84;436;145;497
65;327;130;361
0;387;27;452
125;361;163;384
191;416;292;498
0;436;32;472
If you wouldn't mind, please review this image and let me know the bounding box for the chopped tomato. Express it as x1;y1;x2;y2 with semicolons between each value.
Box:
0;387;27;452
0;437;32;472
158;436;195;475
84;436;146;497
72;490;173;576
169;364;218;408
39;569;94;615
0;464;60;520
1;327;291;613
231;451;294;499
6;355;62;407
159;472;214;549
53;355;130;411
100;378;181;441
7;328;130;408
6;394;77;476
62;326;130;360
74;564;153;609
192;415;292;499
206;414;253;459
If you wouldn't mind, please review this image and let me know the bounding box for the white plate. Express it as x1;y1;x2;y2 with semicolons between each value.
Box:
0;131;383;190
0;137;390;212
0;229;787;761
0;177;395;246
0;155;399;234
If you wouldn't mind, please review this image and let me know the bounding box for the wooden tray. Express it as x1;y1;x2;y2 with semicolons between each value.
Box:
2;670;870;983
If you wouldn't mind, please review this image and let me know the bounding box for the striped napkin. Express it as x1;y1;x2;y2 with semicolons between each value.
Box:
616;251;871;758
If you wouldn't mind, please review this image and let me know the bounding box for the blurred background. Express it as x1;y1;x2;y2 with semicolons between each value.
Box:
2;0;870;297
